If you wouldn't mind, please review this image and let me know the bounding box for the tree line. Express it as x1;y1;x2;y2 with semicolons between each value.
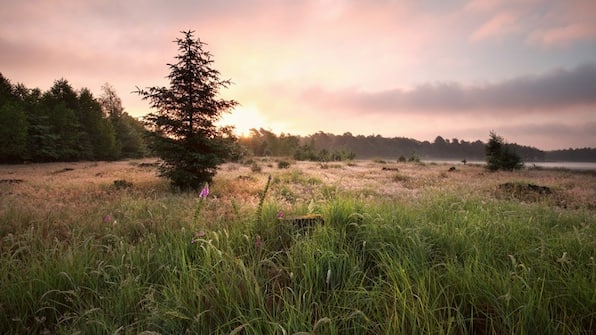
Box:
238;129;595;162
0;74;146;163
2;72;593;166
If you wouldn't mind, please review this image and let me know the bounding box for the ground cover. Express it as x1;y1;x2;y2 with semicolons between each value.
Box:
0;159;594;334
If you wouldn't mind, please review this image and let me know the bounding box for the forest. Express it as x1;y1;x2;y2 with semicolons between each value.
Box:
1;73;594;164
0;73;146;163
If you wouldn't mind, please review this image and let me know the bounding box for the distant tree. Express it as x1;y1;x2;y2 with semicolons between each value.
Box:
116;113;147;158
38;79;84;160
21;87;59;162
485;131;523;171
99;83;146;158
0;75;28;162
78;88;118;160
99;83;124;119
0;102;28;162
136;30;238;190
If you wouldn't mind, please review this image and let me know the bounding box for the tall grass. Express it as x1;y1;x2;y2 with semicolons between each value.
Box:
0;161;594;334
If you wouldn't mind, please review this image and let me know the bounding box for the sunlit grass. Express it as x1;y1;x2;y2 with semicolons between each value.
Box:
0;159;594;334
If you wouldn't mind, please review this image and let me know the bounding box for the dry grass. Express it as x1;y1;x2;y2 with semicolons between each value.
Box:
1;159;594;213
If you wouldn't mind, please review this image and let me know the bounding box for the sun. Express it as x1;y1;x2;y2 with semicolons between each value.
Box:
218;105;268;137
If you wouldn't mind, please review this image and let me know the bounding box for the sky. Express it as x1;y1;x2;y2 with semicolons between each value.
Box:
1;0;595;150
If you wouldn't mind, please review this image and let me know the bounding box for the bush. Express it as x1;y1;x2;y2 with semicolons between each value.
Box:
278;160;290;169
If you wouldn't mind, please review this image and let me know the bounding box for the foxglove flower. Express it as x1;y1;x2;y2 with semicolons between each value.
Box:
199;183;209;199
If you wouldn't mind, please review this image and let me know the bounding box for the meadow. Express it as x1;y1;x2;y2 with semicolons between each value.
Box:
0;159;594;334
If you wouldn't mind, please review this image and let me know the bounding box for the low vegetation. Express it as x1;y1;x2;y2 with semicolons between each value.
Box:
0;159;594;334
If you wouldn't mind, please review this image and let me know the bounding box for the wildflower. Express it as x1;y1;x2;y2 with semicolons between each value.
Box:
255;235;262;248
104;215;111;223
193;184;209;224
199;183;209;199
277;210;284;219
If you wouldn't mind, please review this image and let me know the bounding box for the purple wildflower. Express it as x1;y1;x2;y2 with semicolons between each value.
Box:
199;184;209;199
104;215;111;223
277;210;284;219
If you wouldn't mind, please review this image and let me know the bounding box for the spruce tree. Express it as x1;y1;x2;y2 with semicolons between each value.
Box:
136;31;238;190
485;131;523;171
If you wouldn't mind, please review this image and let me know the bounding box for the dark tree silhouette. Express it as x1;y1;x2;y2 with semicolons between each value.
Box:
136;31;238;190
485;131;523;171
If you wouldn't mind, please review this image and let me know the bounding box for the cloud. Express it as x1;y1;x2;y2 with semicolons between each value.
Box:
464;0;596;46
492;121;596;149
302;63;596;114
470;11;520;42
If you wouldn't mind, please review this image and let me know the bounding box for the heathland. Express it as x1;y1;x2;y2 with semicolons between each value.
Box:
0;159;594;334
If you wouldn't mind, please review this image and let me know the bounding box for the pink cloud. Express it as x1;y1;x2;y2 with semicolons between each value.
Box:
530;23;596;47
527;0;596;47
470;11;519;42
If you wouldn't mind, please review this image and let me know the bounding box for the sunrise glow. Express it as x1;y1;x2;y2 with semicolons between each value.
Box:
219;105;268;137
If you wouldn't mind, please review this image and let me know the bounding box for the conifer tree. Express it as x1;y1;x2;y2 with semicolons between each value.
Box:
485;131;523;171
136;31;238;190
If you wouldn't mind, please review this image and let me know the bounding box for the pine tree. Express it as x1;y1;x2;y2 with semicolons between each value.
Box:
136;31;238;190
485;131;523;171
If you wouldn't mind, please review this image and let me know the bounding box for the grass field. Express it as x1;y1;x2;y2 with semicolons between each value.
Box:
0;159;594;334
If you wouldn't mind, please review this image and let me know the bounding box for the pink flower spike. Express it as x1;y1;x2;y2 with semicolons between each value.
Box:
277;210;284;219
199;184;209;199
104;215;111;223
